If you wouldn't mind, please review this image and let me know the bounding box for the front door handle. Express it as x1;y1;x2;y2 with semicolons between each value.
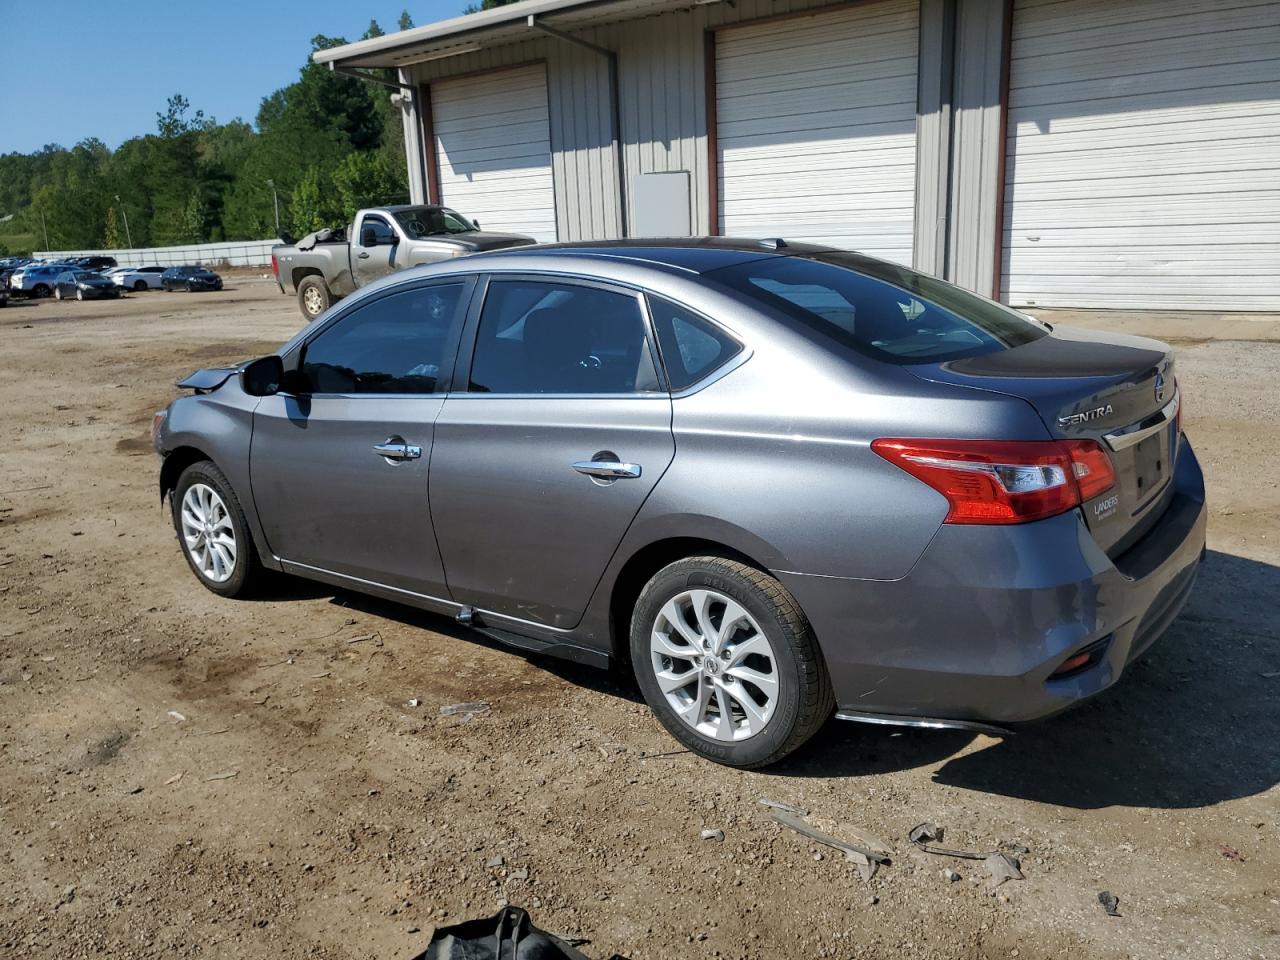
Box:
572;460;642;480
357;251;371;259
373;438;422;462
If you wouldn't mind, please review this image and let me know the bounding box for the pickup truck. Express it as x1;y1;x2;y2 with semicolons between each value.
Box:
272;204;535;320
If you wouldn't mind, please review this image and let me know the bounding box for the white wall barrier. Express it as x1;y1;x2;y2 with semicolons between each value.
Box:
34;238;277;268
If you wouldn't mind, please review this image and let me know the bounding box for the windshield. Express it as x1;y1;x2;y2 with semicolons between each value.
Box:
709;252;1047;364
392;207;477;239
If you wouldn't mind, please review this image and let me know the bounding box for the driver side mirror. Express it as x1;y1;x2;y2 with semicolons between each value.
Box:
240;355;284;397
471;219;480;230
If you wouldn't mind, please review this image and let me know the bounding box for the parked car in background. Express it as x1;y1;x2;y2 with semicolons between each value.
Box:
54;270;120;301
271;204;534;321
10;263;76;297
69;255;118;272
111;265;167;291
161;265;223;292
153;239;1205;768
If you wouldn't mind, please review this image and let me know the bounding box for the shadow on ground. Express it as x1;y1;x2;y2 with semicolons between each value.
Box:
247;549;1279;801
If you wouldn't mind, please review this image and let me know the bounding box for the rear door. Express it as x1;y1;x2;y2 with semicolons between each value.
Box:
429;275;675;629
249;277;473;596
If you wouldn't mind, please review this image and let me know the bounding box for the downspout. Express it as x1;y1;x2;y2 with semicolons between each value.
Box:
527;15;629;238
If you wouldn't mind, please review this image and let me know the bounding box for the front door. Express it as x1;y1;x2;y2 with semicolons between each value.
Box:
430;276;675;629
249;278;472;597
353;213;399;288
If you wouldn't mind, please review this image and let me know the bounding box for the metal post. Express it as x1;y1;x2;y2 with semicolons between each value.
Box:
266;180;280;235
115;195;133;249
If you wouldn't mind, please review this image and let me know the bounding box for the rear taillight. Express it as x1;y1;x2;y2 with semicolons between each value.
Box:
872;438;1116;525
270;253;279;278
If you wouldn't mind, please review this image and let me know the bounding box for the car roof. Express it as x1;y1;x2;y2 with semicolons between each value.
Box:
465;237;842;275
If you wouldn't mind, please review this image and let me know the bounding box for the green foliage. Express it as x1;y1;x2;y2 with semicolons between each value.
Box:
463;0;523;13
103;206;124;248
398;10;414;30
0;31;410;249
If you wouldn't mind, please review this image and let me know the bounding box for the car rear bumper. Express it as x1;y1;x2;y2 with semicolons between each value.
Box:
779;437;1207;726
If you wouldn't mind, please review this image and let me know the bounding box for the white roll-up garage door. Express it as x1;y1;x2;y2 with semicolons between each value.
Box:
715;0;920;266
1002;0;1280;310
431;64;558;242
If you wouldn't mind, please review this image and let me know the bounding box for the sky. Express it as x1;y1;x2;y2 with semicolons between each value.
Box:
0;0;476;155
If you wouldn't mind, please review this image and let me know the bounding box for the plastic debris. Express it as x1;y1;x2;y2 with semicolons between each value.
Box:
440;701;490;718
700;829;725;842
758;798;808;816
910;823;1024;889
984;853;1024;888
406;698;421;708
167;710;187;723
1098;891;1121;917
410;905;592;960
770;809;889;882
943;869;961;882
163;772;184;785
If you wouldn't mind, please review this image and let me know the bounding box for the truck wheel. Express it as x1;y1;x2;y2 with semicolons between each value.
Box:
298;276;331;321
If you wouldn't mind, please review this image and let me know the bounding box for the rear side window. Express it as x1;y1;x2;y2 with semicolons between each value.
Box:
469;280;661;395
646;295;741;391
301;283;465;394
710;255;1046;364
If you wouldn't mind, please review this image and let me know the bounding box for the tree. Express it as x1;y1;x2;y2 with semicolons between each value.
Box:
332;151;406;221
464;0;523;12
103;206;124;248
289;166;342;234
398;9;414;30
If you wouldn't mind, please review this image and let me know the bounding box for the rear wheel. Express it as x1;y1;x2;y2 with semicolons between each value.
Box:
297;276;331;321
33;283;50;298
133;279;147;291
630;556;834;768
170;460;265;599
53;287;62;300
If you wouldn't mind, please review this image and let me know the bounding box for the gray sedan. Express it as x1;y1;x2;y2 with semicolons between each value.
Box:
152;240;1206;767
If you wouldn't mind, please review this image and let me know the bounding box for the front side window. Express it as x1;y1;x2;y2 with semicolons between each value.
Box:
300;283;465;394
709;254;1047;364
469;280;660;395
646;295;742;391
360;216;397;246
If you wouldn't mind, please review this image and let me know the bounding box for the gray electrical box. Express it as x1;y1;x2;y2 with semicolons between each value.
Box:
632;171;692;238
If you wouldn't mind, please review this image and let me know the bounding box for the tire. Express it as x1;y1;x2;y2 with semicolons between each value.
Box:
170;460;265;599
54;287;62;300
75;288;84;301
34;284;50;298
630;556;834;768
186;281;196;292
297;275;331;321
133;279;147;292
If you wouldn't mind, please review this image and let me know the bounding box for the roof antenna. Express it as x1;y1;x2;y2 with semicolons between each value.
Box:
758;237;788;250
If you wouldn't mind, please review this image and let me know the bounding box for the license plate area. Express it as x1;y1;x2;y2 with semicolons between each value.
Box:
1131;424;1173;509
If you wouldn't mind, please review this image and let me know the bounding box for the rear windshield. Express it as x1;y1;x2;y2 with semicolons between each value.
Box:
709;252;1046;364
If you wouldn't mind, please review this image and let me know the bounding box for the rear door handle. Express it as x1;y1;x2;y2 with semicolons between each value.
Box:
572;460;642;480
373;438;422;462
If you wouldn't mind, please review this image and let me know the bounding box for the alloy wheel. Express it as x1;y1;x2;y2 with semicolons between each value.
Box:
303;286;324;317
179;483;237;583
649;588;779;741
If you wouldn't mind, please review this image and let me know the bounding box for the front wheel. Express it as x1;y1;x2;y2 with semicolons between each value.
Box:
54;287;62;300
75;288;84;301
170;460;265;598
133;279;147;292
630;556;834;768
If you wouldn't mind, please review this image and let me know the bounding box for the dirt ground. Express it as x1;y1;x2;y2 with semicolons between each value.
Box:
1;281;1277;960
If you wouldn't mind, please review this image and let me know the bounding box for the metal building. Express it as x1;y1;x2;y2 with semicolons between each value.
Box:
316;0;1280;311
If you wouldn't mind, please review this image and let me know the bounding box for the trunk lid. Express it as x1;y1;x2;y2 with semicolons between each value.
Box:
907;325;1179;554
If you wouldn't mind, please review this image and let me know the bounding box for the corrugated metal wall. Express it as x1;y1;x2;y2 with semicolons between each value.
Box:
1002;0;1280;309
406;0;857;242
